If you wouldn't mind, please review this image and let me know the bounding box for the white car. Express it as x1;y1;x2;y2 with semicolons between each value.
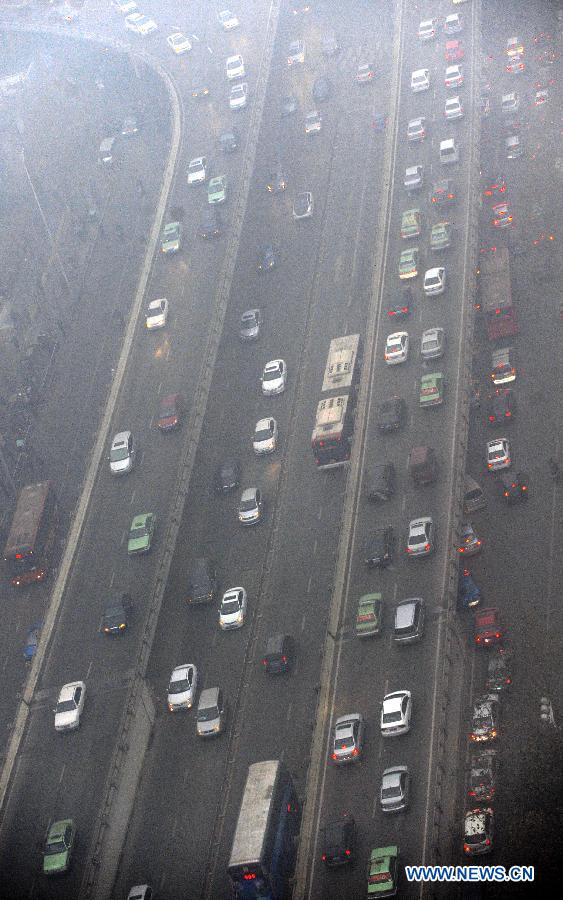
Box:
54;681;86;732
226;54;245;79
113;0;137;12
445;96;464;119
305;110;322;134
218;9;239;30
293;191;314;220
418;19;438;41
424;267;446;296
486;438;511;471
261;359;287;395
384;332;409;365
421;327;445;360
411;69;430;92
167;32;192;54
253;417;278;454
145;298;168;329
127;887;152;900
125;12;157;34
219;587;247;630
229;83;248;110
167;664;198;711
109;430;135;475
187;156;207;185
407;516;435;557
380;690;412;737
444;13;462;35
501;91;520;113
404;165;423;191
445;65;464;88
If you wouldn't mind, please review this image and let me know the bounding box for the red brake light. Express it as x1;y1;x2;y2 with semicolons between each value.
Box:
321;853;326;861
488;415;495;422
425;543;430;551
243;873;257;881
281;655;287;663
345;848;351;856
352;747;359;756
331;752;337;760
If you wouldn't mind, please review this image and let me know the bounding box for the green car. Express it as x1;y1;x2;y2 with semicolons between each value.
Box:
419;372;445;408
367;845;399;896
398;247;419;279
161;221;182;254
43;818;76;876
356;593;383;637
430;221;452;251
400;208;422;239
208;175;227;204
128;513;155;555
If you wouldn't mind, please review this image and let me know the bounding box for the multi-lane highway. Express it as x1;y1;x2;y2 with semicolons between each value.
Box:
0;1;560;898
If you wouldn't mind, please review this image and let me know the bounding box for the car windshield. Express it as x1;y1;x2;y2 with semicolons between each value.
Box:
465;828;485;845
160;403;176;417
110;447;129;461
255;426;272;441
46;838;67;854
129;526;147;540
381;785;400;800
197;705;219;722
263;369;279;381
240;498;257;511
221;599;240;615
56;699;77;714
382;709;402;724
169;678;190;694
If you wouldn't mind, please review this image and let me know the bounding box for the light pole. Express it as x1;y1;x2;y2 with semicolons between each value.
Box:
19;146;71;296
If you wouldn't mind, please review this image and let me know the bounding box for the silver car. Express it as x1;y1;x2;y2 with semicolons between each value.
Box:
331;713;365;764
238;487;263;524
196;687;227;737
239;309;261;341
421;327;445;360
109;431;135;475
404;165;424;191
380;765;410;812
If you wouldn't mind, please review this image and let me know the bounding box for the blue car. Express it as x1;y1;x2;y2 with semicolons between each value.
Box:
458;568;481;609
23;623;42;662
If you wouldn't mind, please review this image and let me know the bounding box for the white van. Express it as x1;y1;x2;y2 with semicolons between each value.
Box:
439;138;459;165
98;137;115;165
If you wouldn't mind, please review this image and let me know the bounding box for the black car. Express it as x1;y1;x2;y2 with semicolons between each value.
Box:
365;526;394;567
500;472;528;502
214;459;240;493
219;127;240;152
321;814;356;867
430;179;457;207
191;83;210;99
186;557;217;604
198;207;222;239
377;397;406;432
366;463;396;501
262;633;294;674
257;244;276;272
100;593;132;635
281;94;298;117
266;168;287;193
312;76;332;102
487;389;516;425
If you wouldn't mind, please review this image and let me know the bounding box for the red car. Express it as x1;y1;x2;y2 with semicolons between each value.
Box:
157;393;184;431
445;40;464;62
474;608;503;648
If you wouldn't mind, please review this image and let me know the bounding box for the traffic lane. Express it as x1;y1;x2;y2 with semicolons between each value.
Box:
0;54;171;739
119;83;392;900
0;679;130;900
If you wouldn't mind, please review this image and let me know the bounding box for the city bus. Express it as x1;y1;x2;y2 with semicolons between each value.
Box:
3;482;58;587
311;333;362;469
228;760;300;900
